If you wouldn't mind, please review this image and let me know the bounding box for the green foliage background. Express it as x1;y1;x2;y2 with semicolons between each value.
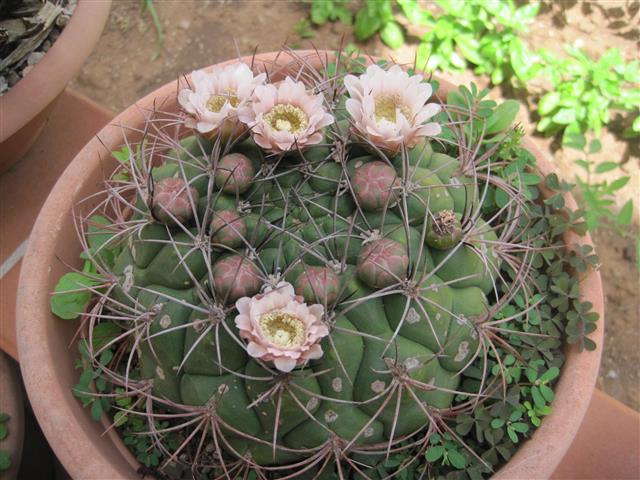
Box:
304;0;639;235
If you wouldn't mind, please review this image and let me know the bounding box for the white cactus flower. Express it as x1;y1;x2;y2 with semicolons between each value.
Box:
344;64;441;155
238;77;334;154
178;63;266;138
234;282;329;372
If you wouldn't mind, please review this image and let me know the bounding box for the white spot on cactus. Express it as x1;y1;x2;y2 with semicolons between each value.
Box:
324;410;338;423
123;265;134;293
306;397;318;410
332;377;343;393
406;307;420;324
155;366;165;380
455;341;469;362
218;384;229;395
435;193;441;199
430;285;438;292
371;380;386;393
456;314;466;326
404;357;420;371
193;319;206;332
364;427;375;438
355;160;363;169
159;315;172;328
471;328;478;339
435;312;442;321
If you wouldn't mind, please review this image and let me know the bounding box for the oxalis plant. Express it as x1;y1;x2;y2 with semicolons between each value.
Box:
51;51;599;479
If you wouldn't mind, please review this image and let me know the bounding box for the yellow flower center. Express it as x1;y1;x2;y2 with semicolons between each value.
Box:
264;104;309;134
207;90;239;112
259;310;306;348
374;94;411;123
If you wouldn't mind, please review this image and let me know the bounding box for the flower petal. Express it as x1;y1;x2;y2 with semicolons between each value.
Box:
273;356;297;373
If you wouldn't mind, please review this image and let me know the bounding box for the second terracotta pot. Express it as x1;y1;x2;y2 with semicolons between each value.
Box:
0;0;111;173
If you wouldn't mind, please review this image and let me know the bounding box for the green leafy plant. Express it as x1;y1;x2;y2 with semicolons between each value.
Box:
413;0;540;85
294;18;314;39
140;0;164;59
536;46;640;142
562;134;633;231
490;409;529;444
50;213;120;319
72;338;116;421
307;0;405;49
354;0;404;48
0;413;10;471
308;0;352;26
50;262;103;320
425;432;469;470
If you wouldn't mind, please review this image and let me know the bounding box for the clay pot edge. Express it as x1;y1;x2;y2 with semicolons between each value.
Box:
0;0;112;142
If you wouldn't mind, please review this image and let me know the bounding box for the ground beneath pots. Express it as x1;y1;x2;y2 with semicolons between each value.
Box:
71;0;639;410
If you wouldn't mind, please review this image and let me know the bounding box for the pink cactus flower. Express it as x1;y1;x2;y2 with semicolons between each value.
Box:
238;77;334;154
178;63;266;138
344;64;441;155
234;282;329;372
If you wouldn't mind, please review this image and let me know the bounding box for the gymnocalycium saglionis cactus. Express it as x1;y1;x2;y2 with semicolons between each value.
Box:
52;50;600;479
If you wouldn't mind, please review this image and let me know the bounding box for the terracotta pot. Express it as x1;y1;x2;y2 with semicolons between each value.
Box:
0;351;24;479
0;0;111;174
16;51;604;479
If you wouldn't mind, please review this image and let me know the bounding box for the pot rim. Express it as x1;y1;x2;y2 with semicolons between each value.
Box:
17;50;604;480
0;0;112;142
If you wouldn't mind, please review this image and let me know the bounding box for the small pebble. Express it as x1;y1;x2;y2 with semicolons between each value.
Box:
606;369;619;379
21;65;34;77
27;51;46;66
56;14;70;28
7;71;20;86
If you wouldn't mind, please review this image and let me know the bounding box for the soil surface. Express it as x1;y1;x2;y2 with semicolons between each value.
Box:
72;0;639;410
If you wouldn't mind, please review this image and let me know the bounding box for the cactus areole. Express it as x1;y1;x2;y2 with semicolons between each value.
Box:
50;52;600;479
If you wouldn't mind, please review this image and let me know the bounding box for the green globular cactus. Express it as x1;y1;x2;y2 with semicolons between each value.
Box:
85;127;498;470
57;54;598;479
